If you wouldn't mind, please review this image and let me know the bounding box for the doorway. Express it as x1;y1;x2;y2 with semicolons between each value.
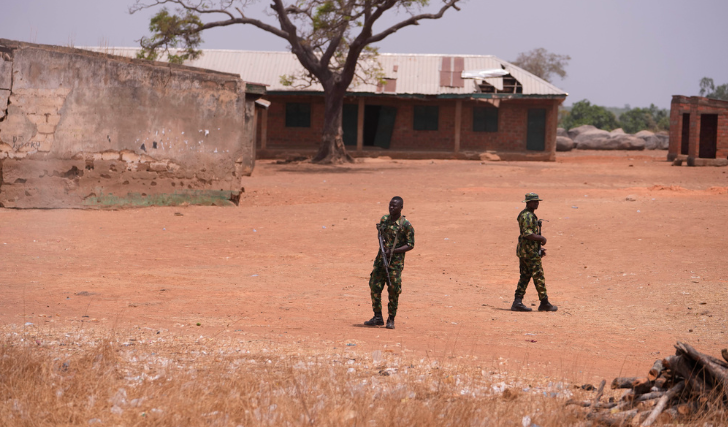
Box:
681;113;690;155
526;108;546;151
699;114;718;159
342;104;398;149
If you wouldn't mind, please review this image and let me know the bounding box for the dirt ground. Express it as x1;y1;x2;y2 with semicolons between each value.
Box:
2;150;727;383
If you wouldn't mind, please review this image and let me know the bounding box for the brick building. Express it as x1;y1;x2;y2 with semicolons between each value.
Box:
90;50;568;161
668;96;728;166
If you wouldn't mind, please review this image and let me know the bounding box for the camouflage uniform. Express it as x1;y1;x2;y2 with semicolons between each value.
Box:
369;214;415;318
515;208;548;300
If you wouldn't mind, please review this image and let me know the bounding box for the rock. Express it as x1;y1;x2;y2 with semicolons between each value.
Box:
610;128;625;135
556;136;575;152
479;152;501;161
567;124;598;140
574;129;612;149
149;161;169;172
120;150;140;162
610;134;645;150
635;130;660;150
626;195;637;201
100;151;120;161
557;127;569;138
655;133;669;150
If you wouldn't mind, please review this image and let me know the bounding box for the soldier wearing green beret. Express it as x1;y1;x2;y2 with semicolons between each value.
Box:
511;193;558;312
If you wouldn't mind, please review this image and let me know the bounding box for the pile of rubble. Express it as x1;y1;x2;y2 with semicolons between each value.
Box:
568;342;727;426
557;125;669;152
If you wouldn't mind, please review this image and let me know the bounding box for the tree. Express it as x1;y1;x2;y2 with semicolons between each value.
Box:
510;47;570;83
130;0;463;164
699;77;728;101
618;104;669;134
560;99;618;131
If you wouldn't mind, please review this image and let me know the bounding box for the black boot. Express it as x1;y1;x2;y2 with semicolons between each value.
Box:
385;317;395;329
511;297;532;312
538;298;558;312
364;313;384;326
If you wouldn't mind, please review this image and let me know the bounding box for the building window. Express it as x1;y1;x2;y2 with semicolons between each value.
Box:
473;107;498;132
413;105;439;131
285;103;311;127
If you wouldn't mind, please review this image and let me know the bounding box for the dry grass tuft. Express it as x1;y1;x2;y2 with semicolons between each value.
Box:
0;328;725;426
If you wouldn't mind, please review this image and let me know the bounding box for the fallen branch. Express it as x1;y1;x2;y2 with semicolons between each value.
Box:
641;380;685;426
647;359;663;381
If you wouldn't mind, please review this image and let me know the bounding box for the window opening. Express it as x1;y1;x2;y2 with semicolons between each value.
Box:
413;105;439;131
473;107;498;132
285;103;311;127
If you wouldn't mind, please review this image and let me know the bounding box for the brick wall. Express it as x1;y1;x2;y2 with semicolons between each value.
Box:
259;94;560;157
668;95;728;164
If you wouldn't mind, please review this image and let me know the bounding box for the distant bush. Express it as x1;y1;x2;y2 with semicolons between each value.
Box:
619;104;669;134
560;100;669;133
560;100;619;131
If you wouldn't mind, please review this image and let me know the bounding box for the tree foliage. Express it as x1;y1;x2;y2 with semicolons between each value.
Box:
699;77;728;101
618;104;669;134
560;100;669;133
560;99;618;131
130;0;463;164
511;47;570;83
137;8;204;64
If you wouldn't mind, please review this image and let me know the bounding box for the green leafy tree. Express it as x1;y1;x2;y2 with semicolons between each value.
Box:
699;77;728;101
618;104;669;133
511;47;570;83
618;108;654;134
560;99;619;131
130;0;463;164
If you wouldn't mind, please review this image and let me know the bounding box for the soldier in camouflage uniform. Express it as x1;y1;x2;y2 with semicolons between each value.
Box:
511;193;558;312
364;196;415;329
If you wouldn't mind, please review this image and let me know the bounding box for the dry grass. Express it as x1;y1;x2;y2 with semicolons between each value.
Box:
0;326;725;426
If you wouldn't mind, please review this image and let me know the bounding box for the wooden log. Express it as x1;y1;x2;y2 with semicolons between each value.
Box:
675;342;728;399
611;377;641;389
722;348;728;363
668;354;706;395
653;376;668;389
635;391;666;402
641;380;685;426
676;342;728;370
648;360;663;381
632;377;653;394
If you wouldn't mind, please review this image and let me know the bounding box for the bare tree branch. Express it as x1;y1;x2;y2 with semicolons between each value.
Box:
366;0;461;45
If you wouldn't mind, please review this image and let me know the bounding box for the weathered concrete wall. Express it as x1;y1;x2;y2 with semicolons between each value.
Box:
0;39;258;208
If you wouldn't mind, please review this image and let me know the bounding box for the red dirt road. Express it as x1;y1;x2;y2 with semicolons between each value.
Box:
2;151;727;381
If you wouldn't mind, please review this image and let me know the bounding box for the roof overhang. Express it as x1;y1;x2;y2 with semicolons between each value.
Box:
267;90;567;100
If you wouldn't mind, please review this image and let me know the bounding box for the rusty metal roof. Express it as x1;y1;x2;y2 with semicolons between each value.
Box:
82;48;567;97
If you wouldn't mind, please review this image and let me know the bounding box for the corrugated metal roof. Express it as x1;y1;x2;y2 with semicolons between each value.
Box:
82;48;567;97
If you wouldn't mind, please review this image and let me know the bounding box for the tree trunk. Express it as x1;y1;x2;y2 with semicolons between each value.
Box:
312;85;354;164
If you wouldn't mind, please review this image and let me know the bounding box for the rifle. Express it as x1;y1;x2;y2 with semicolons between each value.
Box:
377;224;398;286
537;219;548;257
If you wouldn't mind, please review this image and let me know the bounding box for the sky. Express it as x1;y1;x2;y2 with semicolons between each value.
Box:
2;0;726;109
